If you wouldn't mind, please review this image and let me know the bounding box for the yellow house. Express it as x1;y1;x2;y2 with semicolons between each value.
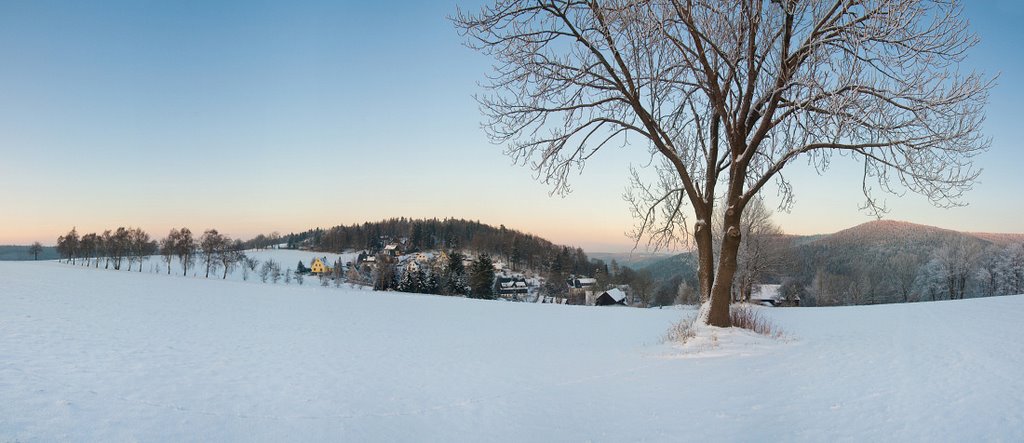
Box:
310;257;333;274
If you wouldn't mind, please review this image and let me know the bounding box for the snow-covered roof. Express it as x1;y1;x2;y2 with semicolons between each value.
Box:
750;284;782;301
384;244;399;251
577;278;597;285
601;288;626;302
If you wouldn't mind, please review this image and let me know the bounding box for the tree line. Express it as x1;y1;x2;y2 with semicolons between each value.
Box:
56;227;158;271
56;227;249;279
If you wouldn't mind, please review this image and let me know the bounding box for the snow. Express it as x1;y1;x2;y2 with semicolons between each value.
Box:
2;258;1023;441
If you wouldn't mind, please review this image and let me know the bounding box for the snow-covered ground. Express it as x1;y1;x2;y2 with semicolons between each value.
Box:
2;259;1022;441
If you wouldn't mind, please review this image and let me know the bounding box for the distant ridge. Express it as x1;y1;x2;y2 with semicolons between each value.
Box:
809;219;1023;249
808;220;969;249
634;219;1024;306
966;232;1024;246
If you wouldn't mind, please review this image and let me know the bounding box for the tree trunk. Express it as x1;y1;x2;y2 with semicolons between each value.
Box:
694;222;715;303
706;190;745;327
708;222;741;327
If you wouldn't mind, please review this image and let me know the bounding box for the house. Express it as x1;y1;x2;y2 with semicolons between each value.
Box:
497;276;529;299
383;243;401;257
749;284;799;307
356;254;377;270
567;276;598;305
595;288;627;306
539;294;568;304
310;257;333;275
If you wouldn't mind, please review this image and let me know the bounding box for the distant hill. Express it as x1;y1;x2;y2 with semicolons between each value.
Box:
640;251;698;284
809;220;966;249
638;220;1024;306
0;245;58;261
586;252;674;270
967;232;1024;246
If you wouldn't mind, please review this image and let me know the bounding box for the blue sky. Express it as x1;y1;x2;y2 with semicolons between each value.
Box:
1;1;1021;252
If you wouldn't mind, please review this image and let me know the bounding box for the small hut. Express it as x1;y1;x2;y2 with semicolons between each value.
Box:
595;288;627;306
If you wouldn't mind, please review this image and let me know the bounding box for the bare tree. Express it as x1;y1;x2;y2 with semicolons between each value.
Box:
631;269;655;307
79;233;98;267
455;0;992;326
129;228;154;272
260;259;281;283
220;240;244;279
160;229;178;275
112;227;133;270
891;252;921;302
200;229;227;278
177;228;197;277
244;257;259;281
28;241;43;261
56;227;79;264
933;236;982;300
100;230;113;269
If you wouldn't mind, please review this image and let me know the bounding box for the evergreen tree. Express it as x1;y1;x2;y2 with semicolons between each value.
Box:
423;271;440;295
398;269;417;293
469;254;496;299
442;250;468;295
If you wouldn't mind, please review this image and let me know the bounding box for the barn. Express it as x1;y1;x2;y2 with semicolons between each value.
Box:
595;288;627;306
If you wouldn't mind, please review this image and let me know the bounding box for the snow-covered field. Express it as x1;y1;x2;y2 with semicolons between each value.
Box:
2;258;1022;441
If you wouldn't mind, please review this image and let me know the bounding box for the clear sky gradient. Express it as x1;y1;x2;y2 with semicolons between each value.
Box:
1;1;1022;252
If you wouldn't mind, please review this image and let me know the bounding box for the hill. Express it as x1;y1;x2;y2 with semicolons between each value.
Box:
287;217;589;273
1;259;1022;440
639;220;1024;305
586;251;674;269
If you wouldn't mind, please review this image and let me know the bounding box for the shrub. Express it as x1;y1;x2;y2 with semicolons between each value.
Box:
663;315;698;344
729;304;783;338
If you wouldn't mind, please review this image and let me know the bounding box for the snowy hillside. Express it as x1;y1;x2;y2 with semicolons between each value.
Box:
2;260;1022;441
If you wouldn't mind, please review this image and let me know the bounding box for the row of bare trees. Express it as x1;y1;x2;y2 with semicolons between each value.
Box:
57;227;157;271
58;227;248;279
158;228;247;279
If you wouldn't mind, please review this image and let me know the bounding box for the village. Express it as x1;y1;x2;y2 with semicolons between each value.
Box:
297;238;641;307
